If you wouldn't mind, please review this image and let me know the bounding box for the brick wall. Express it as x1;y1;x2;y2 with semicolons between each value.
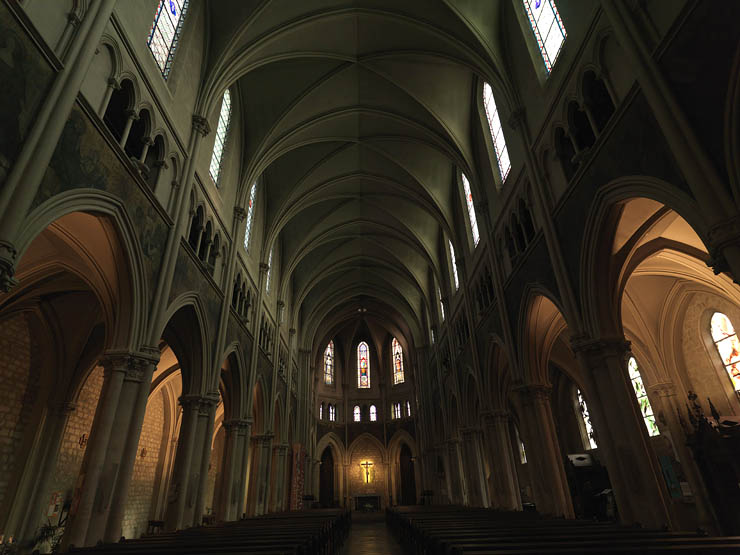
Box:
0;313;38;513
348;438;387;508
121;390;165;539
47;364;104;516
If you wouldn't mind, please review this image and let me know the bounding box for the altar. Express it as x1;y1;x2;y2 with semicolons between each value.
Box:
355;494;381;511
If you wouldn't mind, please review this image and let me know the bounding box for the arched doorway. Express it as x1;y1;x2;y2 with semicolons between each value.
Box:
399;444;416;505
319;446;334;508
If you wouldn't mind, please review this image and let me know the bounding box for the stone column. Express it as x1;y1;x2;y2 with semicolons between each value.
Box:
446;439;467;505
232;420;252;519
513;385;573;518
460;428;489;507
255;434;274;515
163;396;201;531
481;411;521;511
98;77;120;117
571;336;673;528
192;395;219;527
272;444;289;512
216;420;242;520
118;110;139;149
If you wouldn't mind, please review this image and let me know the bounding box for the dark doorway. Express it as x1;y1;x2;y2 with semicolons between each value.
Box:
399;444;416;505
319;447;334;507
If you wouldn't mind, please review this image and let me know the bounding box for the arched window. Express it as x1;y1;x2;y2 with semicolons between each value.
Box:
392;337;404;385
266;247;274;294
406;400;411;417
576;389;597;449
438;287;445;321
711;312;740;391
209;89;232;186
522;0;567;74
328;404;336;422
628;357;659;436
324;341;334;385
357;342;370;388
244;183;257;251
353;405;361;422
449;241;459;290
393;403;402;419
147;0;190;78
370;404;377;421
461;173;481;247
515;426;527;464
482;84;511;183
319;402;324;420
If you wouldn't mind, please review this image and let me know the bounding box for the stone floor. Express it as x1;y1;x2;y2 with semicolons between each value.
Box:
339;511;405;554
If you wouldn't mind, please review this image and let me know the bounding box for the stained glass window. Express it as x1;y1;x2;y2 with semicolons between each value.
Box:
266;247;274;294
244;183;257;252
319;402;324;420
438;287;445;321
328;404;336;421
353;405;361;422
324;341;334;385
393;403;401;419
370;404;377;421
358;341;370;388
449;241;459;290
406;400;411;417
147;0;189;78
577;389;597;449
628;357;659;436
392;337;404;385
209;89;232;185
482;84;511;182
711;312;740;391
522;0;567;74
460;173;481;246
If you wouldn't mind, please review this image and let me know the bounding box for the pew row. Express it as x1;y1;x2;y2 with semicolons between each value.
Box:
68;509;351;555
387;506;740;554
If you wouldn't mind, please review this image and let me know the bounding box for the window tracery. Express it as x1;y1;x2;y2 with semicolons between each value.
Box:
147;0;189;78
392;337;404;385
522;0;567;74
324;341;334;385
209;89;232;186
628;357;659;436
461;173;481;246
577;388;597;449
353;405;361;422
358;342;370;388
482;84;511;183
711;312;740;391
244;183;257;251
370;404;377;421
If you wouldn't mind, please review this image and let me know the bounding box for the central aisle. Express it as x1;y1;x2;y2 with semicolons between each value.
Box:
340;511;405;555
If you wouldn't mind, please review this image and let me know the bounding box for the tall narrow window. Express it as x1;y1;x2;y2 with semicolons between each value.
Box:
449;241;459;290
577;389;597;449
319;402;324;420
522;0;567;74
461;174;481;246
328;404;336;422
406;400;411;417
370;404;377;421
244;183;257;251
209;89;232;185
482;84;511;182
711;312;740;391
516;427;527;464
393;403;401;419
392;337;405;385
353;405;361;422
628;357;659;436
324;341;334;385
438;287;445;321
147;0;190;78
265;247;274;294
358;342;370;388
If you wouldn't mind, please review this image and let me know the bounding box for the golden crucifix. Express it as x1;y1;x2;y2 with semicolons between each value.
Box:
360;460;373;483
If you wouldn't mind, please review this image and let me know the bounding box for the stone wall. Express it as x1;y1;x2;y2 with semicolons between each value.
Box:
348;438;387;509
48;365;105;513
121;390;165;539
0;313;37;514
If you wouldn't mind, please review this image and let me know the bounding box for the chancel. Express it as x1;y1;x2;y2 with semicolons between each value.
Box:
1;0;740;554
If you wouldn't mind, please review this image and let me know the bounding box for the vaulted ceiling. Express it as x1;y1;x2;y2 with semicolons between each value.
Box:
201;0;513;351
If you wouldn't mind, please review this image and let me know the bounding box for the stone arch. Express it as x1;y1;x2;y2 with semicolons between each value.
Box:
388;429;421;506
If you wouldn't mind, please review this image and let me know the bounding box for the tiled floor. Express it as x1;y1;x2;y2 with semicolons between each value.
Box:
340;512;405;554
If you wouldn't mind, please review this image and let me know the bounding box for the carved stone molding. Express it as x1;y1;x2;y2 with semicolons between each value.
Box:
259;262;270;275
0;240;18;293
570;334;631;360
507;107;525;130
512;383;552;403
101;352;156;383
192;114;211;137
708;215;740;251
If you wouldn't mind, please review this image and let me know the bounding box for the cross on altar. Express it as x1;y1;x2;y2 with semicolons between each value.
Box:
360;461;373;483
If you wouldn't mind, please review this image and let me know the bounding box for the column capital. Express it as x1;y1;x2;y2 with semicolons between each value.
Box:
234;206;247;221
649;381;677;398
224;418;252;432
107;76;121;90
124;109;139;120
481;409;510;427
512;383;552;402
569;334;631;360
51;401;77;415
101;351;158;382
259;262;270;275
0;240;19;293
507;107;526;130
192;114;211;137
